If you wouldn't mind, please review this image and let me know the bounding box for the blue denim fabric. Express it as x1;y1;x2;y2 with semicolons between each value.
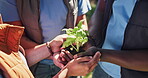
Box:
34;61;79;78
34;62;60;78
93;64;113;78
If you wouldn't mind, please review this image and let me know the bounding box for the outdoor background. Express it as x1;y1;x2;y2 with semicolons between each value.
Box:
86;0;98;21
82;0;98;78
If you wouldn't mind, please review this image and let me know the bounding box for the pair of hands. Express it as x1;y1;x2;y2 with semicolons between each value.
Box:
49;34;101;76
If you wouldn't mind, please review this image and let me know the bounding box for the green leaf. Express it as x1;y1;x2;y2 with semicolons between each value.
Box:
62;20;89;52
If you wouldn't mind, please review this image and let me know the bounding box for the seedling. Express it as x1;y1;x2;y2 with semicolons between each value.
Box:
62;20;89;54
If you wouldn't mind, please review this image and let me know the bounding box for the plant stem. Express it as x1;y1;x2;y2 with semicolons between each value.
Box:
71;44;78;52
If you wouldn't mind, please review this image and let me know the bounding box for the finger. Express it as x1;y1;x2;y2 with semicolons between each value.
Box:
59;61;68;67
53;57;65;68
59;52;67;62
87;52;101;66
61;57;66;61
89;63;98;72
54;61;65;68
58;62;65;68
60;51;71;62
64;50;74;59
73;54;78;59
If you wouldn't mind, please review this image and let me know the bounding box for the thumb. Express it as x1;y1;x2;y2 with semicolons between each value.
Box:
88;52;101;66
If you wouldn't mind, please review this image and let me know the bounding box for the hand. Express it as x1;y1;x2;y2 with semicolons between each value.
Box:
60;49;74;62
80;36;96;51
77;46;99;57
49;34;68;52
52;52;66;68
65;52;101;77
52;50;74;68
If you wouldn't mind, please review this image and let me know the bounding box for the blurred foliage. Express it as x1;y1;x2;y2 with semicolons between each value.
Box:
86;2;97;22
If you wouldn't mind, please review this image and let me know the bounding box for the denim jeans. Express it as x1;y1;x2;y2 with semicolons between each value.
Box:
93;64;113;78
34;62;60;78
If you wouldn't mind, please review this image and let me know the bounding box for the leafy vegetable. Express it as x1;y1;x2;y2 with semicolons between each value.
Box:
62;20;89;52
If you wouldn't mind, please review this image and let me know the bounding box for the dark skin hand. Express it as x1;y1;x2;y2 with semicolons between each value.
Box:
53;52;101;78
57;39;95;66
77;46;148;72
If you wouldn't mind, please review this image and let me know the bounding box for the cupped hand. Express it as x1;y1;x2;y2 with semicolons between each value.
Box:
76;46;99;57
65;52;101;76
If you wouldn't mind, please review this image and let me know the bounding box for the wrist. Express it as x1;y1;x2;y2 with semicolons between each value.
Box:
46;42;53;56
53;67;69;78
59;67;69;78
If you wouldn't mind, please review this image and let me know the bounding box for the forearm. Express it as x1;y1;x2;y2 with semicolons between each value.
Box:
53;67;69;78
77;14;88;30
99;49;148;71
25;43;52;66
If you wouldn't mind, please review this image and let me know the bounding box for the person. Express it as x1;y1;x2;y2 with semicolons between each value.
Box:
75;0;148;78
0;16;100;78
0;0;91;77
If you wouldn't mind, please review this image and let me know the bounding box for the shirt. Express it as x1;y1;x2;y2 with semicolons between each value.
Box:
0;0;91;65
0;0;20;21
39;0;91;64
100;0;137;78
0;0;91;42
40;0;91;42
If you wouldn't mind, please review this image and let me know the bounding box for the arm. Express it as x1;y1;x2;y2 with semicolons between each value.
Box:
25;43;52;66
4;21;51;66
99;49;148;71
78;46;148;71
76;14;88;30
26;34;69;67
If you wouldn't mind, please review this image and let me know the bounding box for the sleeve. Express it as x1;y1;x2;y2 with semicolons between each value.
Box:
0;0;20;22
0;75;3;78
78;0;92;16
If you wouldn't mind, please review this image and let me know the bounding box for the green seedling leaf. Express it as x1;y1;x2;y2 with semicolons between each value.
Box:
62;20;89;52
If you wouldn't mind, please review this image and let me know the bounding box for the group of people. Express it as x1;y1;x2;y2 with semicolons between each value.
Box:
0;0;148;78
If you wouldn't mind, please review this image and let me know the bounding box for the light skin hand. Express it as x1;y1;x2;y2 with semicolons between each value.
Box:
52;47;74;69
49;34;68;52
59;49;74;63
52;52;66;68
47;34;69;68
